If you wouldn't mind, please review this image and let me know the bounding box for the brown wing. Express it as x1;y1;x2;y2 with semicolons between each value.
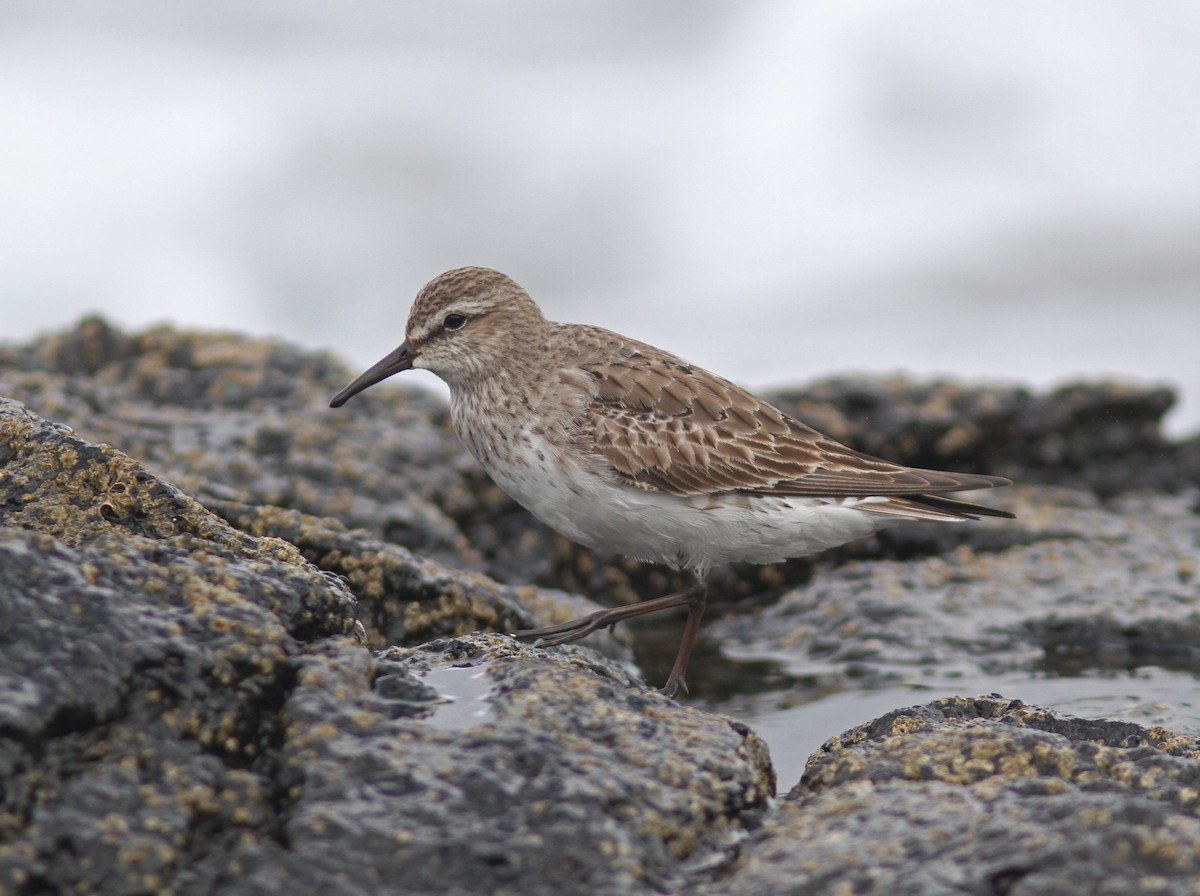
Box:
583;345;1009;500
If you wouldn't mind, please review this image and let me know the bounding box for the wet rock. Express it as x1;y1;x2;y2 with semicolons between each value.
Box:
204;498;531;646
704;486;1200;723
0;316;482;571
199;496;633;666
5;318;1197;594
769;376;1198;497
0;400;354;893
0;399;359;643
694;696;1200;896
4;317;1200;895
0;400;771;896
278;634;773;895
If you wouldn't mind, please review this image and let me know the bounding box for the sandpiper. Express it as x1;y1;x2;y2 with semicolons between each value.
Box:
331;267;1013;697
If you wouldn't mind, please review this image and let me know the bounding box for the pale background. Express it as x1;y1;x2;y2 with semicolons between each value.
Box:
4;1;1199;435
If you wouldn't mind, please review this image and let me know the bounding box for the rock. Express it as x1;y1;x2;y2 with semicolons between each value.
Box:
0;399;771;895
279;634;773;895
0;316;484;571
695;696;1200;896
769;376;1200;497
707;487;1200;698
4;317;1200;895
0;399;359;643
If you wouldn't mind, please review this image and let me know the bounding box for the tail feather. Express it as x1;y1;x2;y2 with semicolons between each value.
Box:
857;492;1016;522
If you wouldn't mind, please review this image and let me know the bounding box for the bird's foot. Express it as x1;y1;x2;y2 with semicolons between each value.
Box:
660;674;689;700
512;606;622;647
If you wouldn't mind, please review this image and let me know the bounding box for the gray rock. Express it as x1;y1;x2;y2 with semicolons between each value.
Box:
0;316;485;571
694;696;1200;896
708;487;1200;687
0;398;771;896
5;317;1200;896
278;634;773;896
769;376;1199;496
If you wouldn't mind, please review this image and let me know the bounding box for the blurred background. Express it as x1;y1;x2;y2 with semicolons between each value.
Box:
3;0;1199;434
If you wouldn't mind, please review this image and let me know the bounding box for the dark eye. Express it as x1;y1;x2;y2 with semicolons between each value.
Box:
443;313;467;331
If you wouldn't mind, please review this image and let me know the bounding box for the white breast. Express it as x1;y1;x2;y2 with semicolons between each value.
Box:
450;401;897;574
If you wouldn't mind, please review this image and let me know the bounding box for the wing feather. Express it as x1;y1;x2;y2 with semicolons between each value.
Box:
581;345;1009;501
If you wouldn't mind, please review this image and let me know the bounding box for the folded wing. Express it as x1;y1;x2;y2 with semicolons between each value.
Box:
584;349;1010;512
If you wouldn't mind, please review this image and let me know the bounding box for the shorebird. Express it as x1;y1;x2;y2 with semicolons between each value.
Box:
331;267;1012;697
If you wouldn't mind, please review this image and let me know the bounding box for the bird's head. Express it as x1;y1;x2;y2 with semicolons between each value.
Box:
330;266;545;406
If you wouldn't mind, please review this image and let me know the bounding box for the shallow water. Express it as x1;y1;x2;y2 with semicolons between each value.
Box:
420;663;500;733
625;604;1200;792
704;666;1200;790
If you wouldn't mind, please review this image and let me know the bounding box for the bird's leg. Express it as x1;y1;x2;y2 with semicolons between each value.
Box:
513;576;709;700
660;579;706;700
513;586;698;645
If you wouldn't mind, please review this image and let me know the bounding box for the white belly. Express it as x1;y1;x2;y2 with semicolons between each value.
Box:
456;421;896;574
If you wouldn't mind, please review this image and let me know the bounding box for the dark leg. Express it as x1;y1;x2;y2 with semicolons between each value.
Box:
514;576;708;699
661;581;706;699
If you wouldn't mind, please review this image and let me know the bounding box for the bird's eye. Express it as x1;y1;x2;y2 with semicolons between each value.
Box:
443;313;467;331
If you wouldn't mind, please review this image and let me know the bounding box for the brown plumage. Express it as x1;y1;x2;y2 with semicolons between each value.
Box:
331;266;1013;697
580;339;1009;512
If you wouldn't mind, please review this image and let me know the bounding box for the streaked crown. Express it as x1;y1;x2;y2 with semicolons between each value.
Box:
405;267;547;385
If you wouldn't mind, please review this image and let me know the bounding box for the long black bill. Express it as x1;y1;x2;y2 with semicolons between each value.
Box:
329;340;416;407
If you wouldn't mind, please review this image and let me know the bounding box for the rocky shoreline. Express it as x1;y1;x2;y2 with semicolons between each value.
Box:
3;317;1199;895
